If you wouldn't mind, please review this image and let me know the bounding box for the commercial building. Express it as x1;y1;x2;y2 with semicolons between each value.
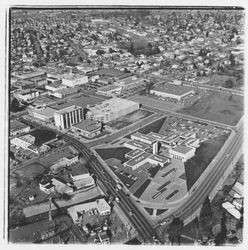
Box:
150;84;194;101
54;105;84;129
45;82;66;92
46;76;62;85
10;137;38;154
50;87;78;99
169;145;196;162
131;132;156;145
51;178;74;194
114;76;147;90
124;140;150;151
62;74;88;87
14;89;39;102
73;176;95;190
86;98;139;123
125;148;144;159
71;119;102;138
28;107;56;122
67;199;111;223
50;155;79;173
97;85;122;97
10;120;30;136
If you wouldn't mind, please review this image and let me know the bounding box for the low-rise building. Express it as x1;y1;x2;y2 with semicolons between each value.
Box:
62;74;88;87
125;148;144;159
150;84;194;101
169;145;196;162
10;137;38;154
97;85;122;97
70;164;90;182
124;152;151;170
71;119;102;138
114;76;146;90
39;179;55;194
45;82;66;92
124;140;150;151
147;154;170;167
131;132;156;145
10;120;30;136
50;87;78;99
51;178;74;194
28;107;56;122
14;89;39;102
51;155;79;173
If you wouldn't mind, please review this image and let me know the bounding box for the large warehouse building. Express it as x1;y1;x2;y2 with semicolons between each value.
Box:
54;105;84;129
86;98;139;123
150;84;194;101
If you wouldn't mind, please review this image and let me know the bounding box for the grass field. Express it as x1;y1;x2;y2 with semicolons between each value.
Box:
107;109;153;130
179;91;243;126
184;134;229;191
95;147;132;163
133;179;151;198
138;117;166;134
15;162;46;179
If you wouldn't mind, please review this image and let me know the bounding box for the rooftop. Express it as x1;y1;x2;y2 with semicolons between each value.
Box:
10;120;30;133
70;163;89;177
148;132;166;141
125;152;151;167
72;119;101;132
32;107;56;118
115;76;145;85
125;140;150;150
125;148;144;159
131;132;156;143
55;105;82;115
171;145;194;154
97;68;126;78
152;84;194;96
97;85;121;92
148;154;170;163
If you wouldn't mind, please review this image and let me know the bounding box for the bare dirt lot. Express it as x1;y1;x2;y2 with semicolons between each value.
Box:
178;91;243;126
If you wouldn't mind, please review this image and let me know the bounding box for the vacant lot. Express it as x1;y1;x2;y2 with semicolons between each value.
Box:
179;91;243;126
15;162;46;179
95;147;131;163
184;134;229;190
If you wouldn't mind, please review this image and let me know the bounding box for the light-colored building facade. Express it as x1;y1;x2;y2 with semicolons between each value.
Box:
86;98;139;123
10;120;31;136
97;85;122;97
169;145;196;162
54;105;84;129
28;107;56;122
14;89;39;102
62;74;88;87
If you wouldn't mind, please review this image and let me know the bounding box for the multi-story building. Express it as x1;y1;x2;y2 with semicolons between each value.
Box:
54;105;83;129
86;98;139;123
14;89;39;102
62;74;88;87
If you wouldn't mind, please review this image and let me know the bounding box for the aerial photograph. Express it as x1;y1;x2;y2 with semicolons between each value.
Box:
7;6;244;245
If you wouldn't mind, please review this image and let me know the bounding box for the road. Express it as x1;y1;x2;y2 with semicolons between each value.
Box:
158;119;243;237
19;117;161;244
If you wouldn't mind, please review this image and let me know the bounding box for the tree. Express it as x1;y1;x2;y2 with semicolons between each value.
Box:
10;97;20;112
199;196;213;239
96;49;105;56
167;217;184;245
222;79;233;89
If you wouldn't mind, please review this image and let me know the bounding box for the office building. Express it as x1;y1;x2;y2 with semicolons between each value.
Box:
62;74;88;87
86;98;139;123
54;105;83;129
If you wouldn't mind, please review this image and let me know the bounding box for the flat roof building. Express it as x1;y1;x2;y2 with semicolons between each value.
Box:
150;84;194;101
28;107;56;122
71;119;102;138
169;145;196;162
10;120;30;136
97;85;122;97
131;132;156;145
124;140;150;151
54;105;84;129
86;98;139;123
147;154;170;167
125;148;144;159
124;152;151;170
62;74;88;87
114;76;146;89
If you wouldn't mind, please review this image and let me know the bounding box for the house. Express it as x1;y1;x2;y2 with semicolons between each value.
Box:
39;179;55;194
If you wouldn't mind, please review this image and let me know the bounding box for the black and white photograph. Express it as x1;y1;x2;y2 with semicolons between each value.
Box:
2;1;246;246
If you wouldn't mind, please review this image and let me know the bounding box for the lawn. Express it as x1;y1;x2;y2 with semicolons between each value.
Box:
107;109;153;130
15;162;46;179
133;179;151;198
95;147;132;163
138;117;166;135
184;134;229;191
179;91;243;126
